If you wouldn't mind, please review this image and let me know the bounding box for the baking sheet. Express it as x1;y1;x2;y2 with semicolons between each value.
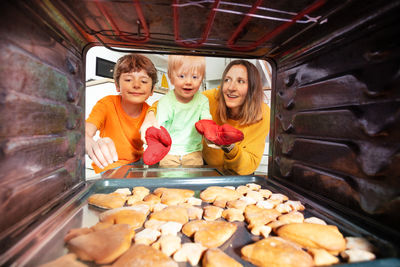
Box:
101;165;227;179
13;176;400;266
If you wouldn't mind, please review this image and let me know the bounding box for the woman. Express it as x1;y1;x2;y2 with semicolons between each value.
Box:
201;60;270;175
141;59;270;175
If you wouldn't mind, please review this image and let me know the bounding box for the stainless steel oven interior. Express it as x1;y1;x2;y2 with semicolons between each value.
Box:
0;0;399;265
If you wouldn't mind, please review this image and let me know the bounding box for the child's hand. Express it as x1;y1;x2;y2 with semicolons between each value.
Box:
143;126;172;165
195;119;244;146
85;136;118;169
140;111;159;144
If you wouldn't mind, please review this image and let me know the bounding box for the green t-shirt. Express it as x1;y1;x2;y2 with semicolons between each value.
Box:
156;90;212;155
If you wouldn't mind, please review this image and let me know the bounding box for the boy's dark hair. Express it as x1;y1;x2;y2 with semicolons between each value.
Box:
113;54;158;89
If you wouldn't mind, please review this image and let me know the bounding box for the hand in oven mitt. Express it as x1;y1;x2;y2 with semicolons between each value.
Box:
143;126;172;165
195;119;244;146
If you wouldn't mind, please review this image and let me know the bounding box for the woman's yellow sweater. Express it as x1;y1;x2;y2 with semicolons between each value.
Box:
202;88;270;175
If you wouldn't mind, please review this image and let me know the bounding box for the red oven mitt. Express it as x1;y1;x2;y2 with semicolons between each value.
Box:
195;119;244;146
143;126;172;165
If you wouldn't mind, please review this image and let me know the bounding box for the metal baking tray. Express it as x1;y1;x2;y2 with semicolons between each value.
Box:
5;176;400;267
100;165;228;179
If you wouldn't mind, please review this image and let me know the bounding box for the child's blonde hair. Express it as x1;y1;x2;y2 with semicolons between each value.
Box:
167;55;206;81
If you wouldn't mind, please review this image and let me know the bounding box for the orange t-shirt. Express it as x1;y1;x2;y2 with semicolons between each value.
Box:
86;95;149;173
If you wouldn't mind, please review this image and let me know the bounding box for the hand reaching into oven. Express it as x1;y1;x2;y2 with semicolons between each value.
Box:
142;126;172;165
140;110;172;165
139;110;160;144
85;122;118;169
195;119;244;153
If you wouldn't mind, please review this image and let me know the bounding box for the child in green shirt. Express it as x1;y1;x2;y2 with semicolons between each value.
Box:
144;55;211;166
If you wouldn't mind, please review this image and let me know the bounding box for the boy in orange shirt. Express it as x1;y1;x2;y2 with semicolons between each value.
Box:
86;54;157;173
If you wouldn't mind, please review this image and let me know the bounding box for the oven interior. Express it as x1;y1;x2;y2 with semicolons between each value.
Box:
0;0;399;265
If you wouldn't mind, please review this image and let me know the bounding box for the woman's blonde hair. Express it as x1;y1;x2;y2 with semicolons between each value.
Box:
217;60;265;125
167;55;206;82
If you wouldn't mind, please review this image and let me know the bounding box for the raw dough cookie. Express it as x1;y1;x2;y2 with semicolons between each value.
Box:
88;193;126;209
202;248;243;267
67;224;134;264
99;206;149;230
173;242;207;265
222;208;245;222
182;220;237;248
150;206;189;224
241;237;313;267
308;248;339;266
200;186;241;205
153;188;194;205
203;205;223;221
111;244;178;267
152;234;181;257
277;223;346;255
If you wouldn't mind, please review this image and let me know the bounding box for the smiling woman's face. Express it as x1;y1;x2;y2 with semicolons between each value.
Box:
222;64;248;117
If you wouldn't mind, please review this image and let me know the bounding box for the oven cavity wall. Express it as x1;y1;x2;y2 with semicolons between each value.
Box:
270;4;400;229
0;1;85;246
